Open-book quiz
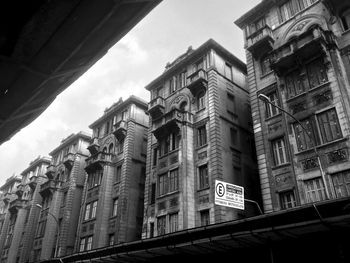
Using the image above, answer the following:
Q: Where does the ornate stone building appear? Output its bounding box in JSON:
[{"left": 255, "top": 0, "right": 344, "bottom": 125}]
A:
[
  {"left": 0, "top": 156, "right": 51, "bottom": 263},
  {"left": 142, "top": 39, "right": 261, "bottom": 238},
  {"left": 34, "top": 132, "right": 90, "bottom": 261},
  {"left": 76, "top": 96, "right": 148, "bottom": 251},
  {"left": 235, "top": 0, "right": 350, "bottom": 212}
]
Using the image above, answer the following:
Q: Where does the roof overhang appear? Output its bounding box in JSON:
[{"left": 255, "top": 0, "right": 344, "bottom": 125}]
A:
[{"left": 0, "top": 0, "right": 161, "bottom": 145}]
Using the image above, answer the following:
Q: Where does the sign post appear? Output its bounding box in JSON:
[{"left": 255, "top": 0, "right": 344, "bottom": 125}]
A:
[{"left": 215, "top": 180, "right": 244, "bottom": 210}]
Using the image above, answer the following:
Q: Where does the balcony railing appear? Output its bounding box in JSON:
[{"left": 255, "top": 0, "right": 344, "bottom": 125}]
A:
[
  {"left": 152, "top": 109, "right": 193, "bottom": 139},
  {"left": 246, "top": 25, "right": 274, "bottom": 57},
  {"left": 148, "top": 96, "right": 165, "bottom": 119},
  {"left": 45, "top": 164, "right": 57, "bottom": 179},
  {"left": 39, "top": 180, "right": 56, "bottom": 197},
  {"left": 186, "top": 69, "right": 208, "bottom": 96},
  {"left": 85, "top": 152, "right": 114, "bottom": 172},
  {"left": 113, "top": 120, "right": 127, "bottom": 142},
  {"left": 63, "top": 152, "right": 75, "bottom": 169},
  {"left": 87, "top": 137, "right": 100, "bottom": 155}
]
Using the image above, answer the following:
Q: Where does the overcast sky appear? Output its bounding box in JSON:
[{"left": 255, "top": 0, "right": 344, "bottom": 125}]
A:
[{"left": 0, "top": 0, "right": 260, "bottom": 186}]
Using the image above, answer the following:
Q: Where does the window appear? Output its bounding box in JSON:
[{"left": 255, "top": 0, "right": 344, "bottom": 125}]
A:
[
  {"left": 197, "top": 91, "right": 205, "bottom": 110},
  {"left": 170, "top": 132, "right": 180, "bottom": 151},
  {"left": 108, "top": 143, "right": 114, "bottom": 154},
  {"left": 264, "top": 91, "right": 280, "bottom": 118},
  {"left": 332, "top": 170, "right": 350, "bottom": 198},
  {"left": 85, "top": 201, "right": 97, "bottom": 220},
  {"left": 33, "top": 249, "right": 41, "bottom": 262},
  {"left": 260, "top": 55, "right": 272, "bottom": 75},
  {"left": 197, "top": 125, "right": 207, "bottom": 147},
  {"left": 271, "top": 138, "right": 288, "bottom": 166},
  {"left": 279, "top": 191, "right": 296, "bottom": 209},
  {"left": 317, "top": 108, "right": 342, "bottom": 143},
  {"left": 340, "top": 9, "right": 350, "bottom": 31},
  {"left": 200, "top": 210, "right": 210, "bottom": 226},
  {"left": 109, "top": 234, "right": 115, "bottom": 246},
  {"left": 84, "top": 203, "right": 91, "bottom": 221},
  {"left": 247, "top": 17, "right": 266, "bottom": 36},
  {"left": 91, "top": 201, "right": 97, "bottom": 219},
  {"left": 118, "top": 140, "right": 124, "bottom": 154},
  {"left": 79, "top": 238, "right": 86, "bottom": 252},
  {"left": 180, "top": 71, "right": 187, "bottom": 88},
  {"left": 306, "top": 58, "right": 328, "bottom": 89},
  {"left": 285, "top": 70, "right": 307, "bottom": 99},
  {"left": 230, "top": 128, "right": 238, "bottom": 146},
  {"left": 169, "top": 76, "right": 177, "bottom": 94},
  {"left": 157, "top": 216, "right": 166, "bottom": 235},
  {"left": 227, "top": 92, "right": 235, "bottom": 116},
  {"left": 87, "top": 169, "right": 103, "bottom": 188},
  {"left": 152, "top": 148, "right": 158, "bottom": 166},
  {"left": 116, "top": 165, "right": 122, "bottom": 183},
  {"left": 150, "top": 183, "right": 156, "bottom": 204},
  {"left": 121, "top": 109, "right": 128, "bottom": 121},
  {"left": 169, "top": 213, "right": 178, "bottom": 233},
  {"left": 304, "top": 178, "right": 327, "bottom": 203},
  {"left": 158, "top": 173, "right": 168, "bottom": 196},
  {"left": 112, "top": 199, "right": 118, "bottom": 217},
  {"left": 105, "top": 121, "right": 110, "bottom": 136},
  {"left": 36, "top": 220, "right": 46, "bottom": 237},
  {"left": 279, "top": 0, "right": 316, "bottom": 23},
  {"left": 198, "top": 164, "right": 209, "bottom": 189},
  {"left": 86, "top": 236, "right": 93, "bottom": 251},
  {"left": 169, "top": 169, "right": 179, "bottom": 192},
  {"left": 224, "top": 63, "right": 233, "bottom": 81},
  {"left": 293, "top": 119, "right": 316, "bottom": 151},
  {"left": 149, "top": 222, "right": 155, "bottom": 238}
]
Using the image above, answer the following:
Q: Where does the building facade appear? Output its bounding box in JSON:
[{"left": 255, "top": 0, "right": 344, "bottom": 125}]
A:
[
  {"left": 142, "top": 39, "right": 260, "bottom": 238},
  {"left": 34, "top": 132, "right": 90, "bottom": 261},
  {"left": 0, "top": 175, "right": 22, "bottom": 263},
  {"left": 235, "top": 0, "right": 350, "bottom": 212},
  {"left": 77, "top": 96, "right": 148, "bottom": 252}
]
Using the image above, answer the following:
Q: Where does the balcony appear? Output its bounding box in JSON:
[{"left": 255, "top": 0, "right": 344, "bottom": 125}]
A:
[
  {"left": 46, "top": 164, "right": 57, "bottom": 179},
  {"left": 148, "top": 97, "right": 165, "bottom": 119},
  {"left": 2, "top": 192, "right": 12, "bottom": 205},
  {"left": 8, "top": 199, "right": 27, "bottom": 213},
  {"left": 247, "top": 25, "right": 274, "bottom": 58},
  {"left": 39, "top": 180, "right": 56, "bottom": 197},
  {"left": 113, "top": 120, "right": 127, "bottom": 142},
  {"left": 85, "top": 152, "right": 114, "bottom": 172},
  {"left": 15, "top": 184, "right": 24, "bottom": 198},
  {"left": 186, "top": 69, "right": 207, "bottom": 96},
  {"left": 63, "top": 152, "right": 75, "bottom": 169},
  {"left": 28, "top": 176, "right": 37, "bottom": 190},
  {"left": 87, "top": 137, "right": 100, "bottom": 155},
  {"left": 270, "top": 28, "right": 335, "bottom": 75},
  {"left": 152, "top": 109, "right": 183, "bottom": 139}
]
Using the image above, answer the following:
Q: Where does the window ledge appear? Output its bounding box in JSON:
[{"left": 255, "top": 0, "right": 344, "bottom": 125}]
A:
[
  {"left": 294, "top": 137, "right": 348, "bottom": 156},
  {"left": 196, "top": 107, "right": 206, "bottom": 114},
  {"left": 265, "top": 112, "right": 282, "bottom": 122},
  {"left": 197, "top": 186, "right": 210, "bottom": 192},
  {"left": 157, "top": 190, "right": 180, "bottom": 199},
  {"left": 286, "top": 91, "right": 307, "bottom": 103},
  {"left": 308, "top": 81, "right": 331, "bottom": 93},
  {"left": 196, "top": 144, "right": 208, "bottom": 151},
  {"left": 260, "top": 70, "right": 274, "bottom": 79},
  {"left": 341, "top": 29, "right": 350, "bottom": 36},
  {"left": 271, "top": 162, "right": 291, "bottom": 170}
]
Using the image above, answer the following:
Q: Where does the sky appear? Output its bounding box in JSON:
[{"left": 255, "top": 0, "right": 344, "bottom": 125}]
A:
[{"left": 0, "top": 0, "right": 260, "bottom": 186}]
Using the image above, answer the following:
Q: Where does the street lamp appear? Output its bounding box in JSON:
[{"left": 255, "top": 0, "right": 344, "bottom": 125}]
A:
[
  {"left": 257, "top": 93, "right": 330, "bottom": 199},
  {"left": 35, "top": 204, "right": 61, "bottom": 258}
]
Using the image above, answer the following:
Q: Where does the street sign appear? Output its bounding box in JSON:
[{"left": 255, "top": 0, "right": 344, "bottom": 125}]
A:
[{"left": 215, "top": 180, "right": 244, "bottom": 210}]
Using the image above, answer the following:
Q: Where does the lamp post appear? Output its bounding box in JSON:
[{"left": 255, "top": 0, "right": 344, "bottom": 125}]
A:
[
  {"left": 35, "top": 204, "right": 60, "bottom": 258},
  {"left": 257, "top": 93, "right": 330, "bottom": 200}
]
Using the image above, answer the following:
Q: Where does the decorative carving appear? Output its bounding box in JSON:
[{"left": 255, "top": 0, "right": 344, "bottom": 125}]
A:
[
  {"left": 268, "top": 122, "right": 282, "bottom": 133},
  {"left": 313, "top": 90, "right": 332, "bottom": 105},
  {"left": 327, "top": 148, "right": 348, "bottom": 164},
  {"left": 158, "top": 201, "right": 166, "bottom": 210},
  {"left": 290, "top": 101, "right": 306, "bottom": 114},
  {"left": 275, "top": 174, "right": 291, "bottom": 185},
  {"left": 199, "top": 194, "right": 209, "bottom": 204},
  {"left": 159, "top": 160, "right": 167, "bottom": 169},
  {"left": 198, "top": 151, "right": 207, "bottom": 160},
  {"left": 301, "top": 157, "right": 319, "bottom": 171},
  {"left": 169, "top": 197, "right": 178, "bottom": 207},
  {"left": 292, "top": 20, "right": 310, "bottom": 32}
]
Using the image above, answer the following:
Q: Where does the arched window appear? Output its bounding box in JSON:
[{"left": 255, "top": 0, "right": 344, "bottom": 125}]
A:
[
  {"left": 102, "top": 147, "right": 107, "bottom": 153},
  {"left": 341, "top": 8, "right": 350, "bottom": 31},
  {"left": 108, "top": 143, "right": 114, "bottom": 154},
  {"left": 197, "top": 91, "right": 205, "bottom": 110},
  {"left": 179, "top": 101, "right": 187, "bottom": 112}
]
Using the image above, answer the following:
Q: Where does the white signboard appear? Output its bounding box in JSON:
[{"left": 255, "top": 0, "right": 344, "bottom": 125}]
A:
[{"left": 215, "top": 180, "right": 244, "bottom": 210}]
